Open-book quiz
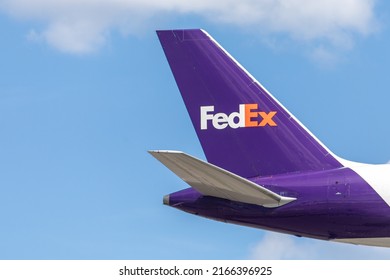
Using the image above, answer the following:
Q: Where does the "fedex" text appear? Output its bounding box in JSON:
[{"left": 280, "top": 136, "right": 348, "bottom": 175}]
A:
[{"left": 200, "top": 104, "right": 277, "bottom": 130}]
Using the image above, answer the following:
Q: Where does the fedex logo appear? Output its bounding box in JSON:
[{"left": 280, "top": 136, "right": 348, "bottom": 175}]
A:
[{"left": 200, "top": 104, "right": 277, "bottom": 130}]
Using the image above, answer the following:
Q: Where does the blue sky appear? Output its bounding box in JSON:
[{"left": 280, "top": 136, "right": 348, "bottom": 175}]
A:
[{"left": 1, "top": 0, "right": 390, "bottom": 259}]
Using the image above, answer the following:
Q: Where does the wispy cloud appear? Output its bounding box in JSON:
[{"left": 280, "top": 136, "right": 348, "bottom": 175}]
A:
[
  {"left": 250, "top": 232, "right": 390, "bottom": 260},
  {"left": 0, "top": 0, "right": 379, "bottom": 57}
]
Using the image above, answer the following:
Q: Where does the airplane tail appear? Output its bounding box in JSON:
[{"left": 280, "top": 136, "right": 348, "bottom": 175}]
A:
[{"left": 157, "top": 29, "right": 342, "bottom": 178}]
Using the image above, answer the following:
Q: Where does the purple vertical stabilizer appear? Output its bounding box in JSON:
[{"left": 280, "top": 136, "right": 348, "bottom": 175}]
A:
[{"left": 157, "top": 29, "right": 342, "bottom": 178}]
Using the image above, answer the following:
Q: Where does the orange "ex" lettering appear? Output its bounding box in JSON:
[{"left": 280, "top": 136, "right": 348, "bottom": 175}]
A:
[{"left": 245, "top": 104, "right": 277, "bottom": 127}]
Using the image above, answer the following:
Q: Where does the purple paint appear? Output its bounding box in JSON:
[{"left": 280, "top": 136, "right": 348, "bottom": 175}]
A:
[
  {"left": 154, "top": 29, "right": 390, "bottom": 244},
  {"left": 157, "top": 29, "right": 342, "bottom": 178}
]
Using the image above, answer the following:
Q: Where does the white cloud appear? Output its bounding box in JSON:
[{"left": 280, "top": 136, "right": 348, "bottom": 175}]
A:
[
  {"left": 249, "top": 232, "right": 314, "bottom": 259},
  {"left": 309, "top": 46, "right": 340, "bottom": 67},
  {"left": 250, "top": 232, "right": 390, "bottom": 259},
  {"left": 0, "top": 0, "right": 379, "bottom": 55}
]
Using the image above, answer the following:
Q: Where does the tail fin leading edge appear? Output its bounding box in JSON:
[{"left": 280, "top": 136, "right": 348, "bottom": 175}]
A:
[{"left": 157, "top": 29, "right": 342, "bottom": 178}]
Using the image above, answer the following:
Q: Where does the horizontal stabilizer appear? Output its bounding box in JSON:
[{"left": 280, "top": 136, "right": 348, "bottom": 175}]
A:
[{"left": 149, "top": 150, "right": 296, "bottom": 208}]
